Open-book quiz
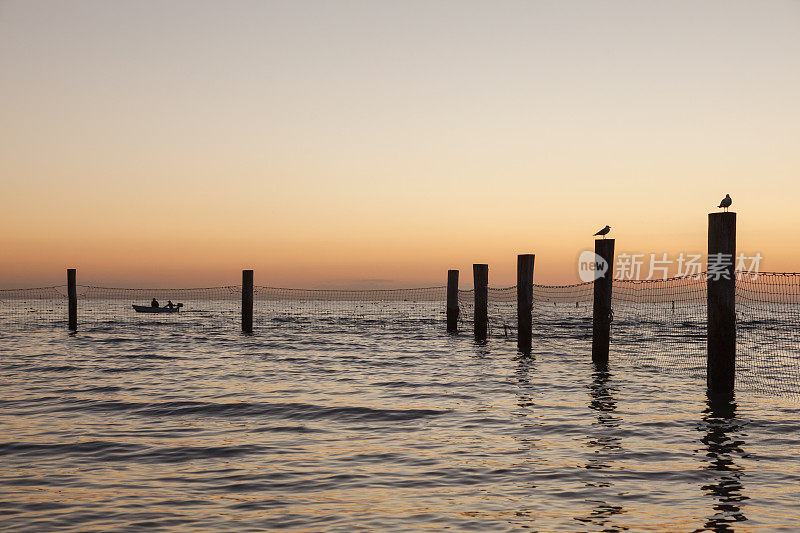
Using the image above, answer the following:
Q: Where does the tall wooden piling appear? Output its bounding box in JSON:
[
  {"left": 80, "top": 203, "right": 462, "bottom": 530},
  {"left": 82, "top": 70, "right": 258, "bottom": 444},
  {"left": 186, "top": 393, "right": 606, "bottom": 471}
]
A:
[
  {"left": 242, "top": 269, "right": 254, "bottom": 334},
  {"left": 517, "top": 254, "right": 535, "bottom": 354},
  {"left": 473, "top": 264, "right": 488, "bottom": 341},
  {"left": 67, "top": 268, "right": 77, "bottom": 331},
  {"left": 707, "top": 212, "right": 736, "bottom": 393},
  {"left": 592, "top": 239, "right": 615, "bottom": 365},
  {"left": 446, "top": 269, "right": 459, "bottom": 333}
]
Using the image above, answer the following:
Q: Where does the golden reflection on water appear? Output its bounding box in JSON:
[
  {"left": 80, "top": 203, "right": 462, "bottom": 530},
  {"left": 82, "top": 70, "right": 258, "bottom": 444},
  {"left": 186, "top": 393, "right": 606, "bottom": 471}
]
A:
[
  {"left": 697, "top": 392, "right": 748, "bottom": 531},
  {"left": 575, "top": 365, "right": 626, "bottom": 529},
  {"left": 2, "top": 327, "right": 800, "bottom": 531}
]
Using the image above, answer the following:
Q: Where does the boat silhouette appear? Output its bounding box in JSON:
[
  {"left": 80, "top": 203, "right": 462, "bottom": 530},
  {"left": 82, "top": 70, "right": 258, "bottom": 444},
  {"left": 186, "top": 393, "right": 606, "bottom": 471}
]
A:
[{"left": 132, "top": 303, "right": 183, "bottom": 314}]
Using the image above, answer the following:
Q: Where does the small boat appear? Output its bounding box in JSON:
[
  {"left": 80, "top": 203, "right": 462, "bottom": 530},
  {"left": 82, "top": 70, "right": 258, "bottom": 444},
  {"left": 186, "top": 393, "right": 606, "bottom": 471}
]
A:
[{"left": 132, "top": 303, "right": 183, "bottom": 313}]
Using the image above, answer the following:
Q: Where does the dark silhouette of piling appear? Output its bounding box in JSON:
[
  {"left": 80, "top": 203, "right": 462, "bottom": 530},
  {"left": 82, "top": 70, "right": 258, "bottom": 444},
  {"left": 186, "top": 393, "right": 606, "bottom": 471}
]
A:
[
  {"left": 446, "top": 269, "right": 459, "bottom": 333},
  {"left": 517, "top": 254, "right": 535, "bottom": 354},
  {"left": 242, "top": 269, "right": 254, "bottom": 334},
  {"left": 473, "top": 264, "right": 488, "bottom": 341},
  {"left": 707, "top": 212, "right": 736, "bottom": 393},
  {"left": 592, "top": 239, "right": 615, "bottom": 365},
  {"left": 67, "top": 268, "right": 77, "bottom": 331}
]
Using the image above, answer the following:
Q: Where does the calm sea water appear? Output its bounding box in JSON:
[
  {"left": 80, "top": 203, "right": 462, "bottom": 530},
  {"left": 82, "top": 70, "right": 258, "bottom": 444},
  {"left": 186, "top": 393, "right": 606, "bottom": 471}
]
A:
[{"left": 1, "top": 304, "right": 799, "bottom": 531}]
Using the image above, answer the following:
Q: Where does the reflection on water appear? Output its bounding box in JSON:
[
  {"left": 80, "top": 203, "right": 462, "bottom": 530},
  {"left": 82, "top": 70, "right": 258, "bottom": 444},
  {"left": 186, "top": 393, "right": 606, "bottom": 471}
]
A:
[
  {"left": 1, "top": 315, "right": 797, "bottom": 531},
  {"left": 697, "top": 393, "right": 749, "bottom": 531},
  {"left": 586, "top": 366, "right": 623, "bottom": 469},
  {"left": 514, "top": 355, "right": 537, "bottom": 411},
  {"left": 511, "top": 355, "right": 541, "bottom": 472},
  {"left": 575, "top": 365, "right": 627, "bottom": 530}
]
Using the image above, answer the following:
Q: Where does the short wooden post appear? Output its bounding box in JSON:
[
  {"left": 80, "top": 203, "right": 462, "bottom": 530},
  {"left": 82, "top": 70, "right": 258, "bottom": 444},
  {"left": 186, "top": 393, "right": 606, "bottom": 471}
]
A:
[
  {"left": 707, "top": 212, "right": 736, "bottom": 393},
  {"left": 242, "top": 269, "right": 254, "bottom": 334},
  {"left": 517, "top": 254, "right": 535, "bottom": 354},
  {"left": 446, "top": 269, "right": 459, "bottom": 333},
  {"left": 473, "top": 264, "right": 488, "bottom": 341},
  {"left": 67, "top": 268, "right": 77, "bottom": 331},
  {"left": 592, "top": 239, "right": 615, "bottom": 365}
]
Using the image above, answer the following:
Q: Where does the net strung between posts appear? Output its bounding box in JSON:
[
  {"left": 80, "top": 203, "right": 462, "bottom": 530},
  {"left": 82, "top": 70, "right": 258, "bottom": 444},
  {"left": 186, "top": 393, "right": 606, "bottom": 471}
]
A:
[
  {"left": 607, "top": 272, "right": 800, "bottom": 397},
  {"left": 454, "top": 273, "right": 799, "bottom": 397},
  {"left": 457, "top": 283, "right": 593, "bottom": 341},
  {"left": 1, "top": 274, "right": 798, "bottom": 397},
  {"left": 610, "top": 275, "right": 707, "bottom": 373},
  {"left": 0, "top": 286, "right": 68, "bottom": 329},
  {"left": 76, "top": 286, "right": 242, "bottom": 331},
  {"left": 254, "top": 286, "right": 446, "bottom": 329},
  {"left": 0, "top": 286, "right": 245, "bottom": 332},
  {"left": 736, "top": 273, "right": 800, "bottom": 396},
  {"left": 0, "top": 285, "right": 446, "bottom": 333}
]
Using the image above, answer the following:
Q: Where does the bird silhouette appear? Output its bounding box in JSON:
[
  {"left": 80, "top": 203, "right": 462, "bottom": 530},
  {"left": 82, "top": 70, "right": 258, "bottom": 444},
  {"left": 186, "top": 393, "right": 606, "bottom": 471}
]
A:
[
  {"left": 593, "top": 225, "right": 611, "bottom": 239},
  {"left": 718, "top": 194, "right": 732, "bottom": 212}
]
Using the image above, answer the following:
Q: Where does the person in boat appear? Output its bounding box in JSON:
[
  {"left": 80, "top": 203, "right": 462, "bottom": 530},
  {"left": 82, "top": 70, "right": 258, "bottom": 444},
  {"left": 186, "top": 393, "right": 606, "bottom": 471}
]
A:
[
  {"left": 166, "top": 300, "right": 174, "bottom": 309},
  {"left": 151, "top": 298, "right": 159, "bottom": 308}
]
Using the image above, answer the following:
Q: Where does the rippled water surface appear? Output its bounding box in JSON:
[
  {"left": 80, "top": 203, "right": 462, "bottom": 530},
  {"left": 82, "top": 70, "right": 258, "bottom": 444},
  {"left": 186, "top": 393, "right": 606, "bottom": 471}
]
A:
[{"left": 1, "top": 315, "right": 799, "bottom": 531}]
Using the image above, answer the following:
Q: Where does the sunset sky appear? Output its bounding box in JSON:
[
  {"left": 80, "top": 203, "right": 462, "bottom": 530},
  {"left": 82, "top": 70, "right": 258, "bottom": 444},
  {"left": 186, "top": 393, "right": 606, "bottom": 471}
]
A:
[{"left": 2, "top": 1, "right": 799, "bottom": 288}]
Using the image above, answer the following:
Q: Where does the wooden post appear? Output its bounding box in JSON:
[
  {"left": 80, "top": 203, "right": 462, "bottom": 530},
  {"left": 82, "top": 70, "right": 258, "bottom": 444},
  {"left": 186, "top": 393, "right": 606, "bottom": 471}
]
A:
[
  {"left": 67, "top": 268, "right": 77, "bottom": 331},
  {"left": 517, "top": 254, "right": 535, "bottom": 354},
  {"left": 242, "top": 269, "right": 254, "bottom": 334},
  {"left": 473, "top": 264, "right": 488, "bottom": 341},
  {"left": 592, "top": 239, "right": 615, "bottom": 365},
  {"left": 446, "top": 269, "right": 459, "bottom": 333},
  {"left": 707, "top": 212, "right": 736, "bottom": 393}
]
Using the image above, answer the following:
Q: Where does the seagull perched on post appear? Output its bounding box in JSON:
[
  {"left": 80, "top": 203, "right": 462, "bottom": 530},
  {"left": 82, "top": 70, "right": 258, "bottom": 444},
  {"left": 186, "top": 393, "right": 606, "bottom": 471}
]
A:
[
  {"left": 718, "top": 194, "right": 732, "bottom": 212},
  {"left": 593, "top": 225, "right": 611, "bottom": 239}
]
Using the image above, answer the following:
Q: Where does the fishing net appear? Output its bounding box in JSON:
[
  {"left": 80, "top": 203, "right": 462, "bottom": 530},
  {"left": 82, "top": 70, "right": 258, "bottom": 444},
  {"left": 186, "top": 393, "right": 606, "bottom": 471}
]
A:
[
  {"left": 456, "top": 283, "right": 593, "bottom": 342},
  {"left": 76, "top": 286, "right": 241, "bottom": 332},
  {"left": 0, "top": 286, "right": 240, "bottom": 333},
  {"left": 1, "top": 273, "right": 799, "bottom": 397},
  {"left": 254, "top": 286, "right": 446, "bottom": 331},
  {"left": 610, "top": 275, "right": 707, "bottom": 373},
  {"left": 736, "top": 273, "right": 800, "bottom": 396},
  {"left": 0, "top": 286, "right": 68, "bottom": 330},
  {"left": 0, "top": 285, "right": 446, "bottom": 333}
]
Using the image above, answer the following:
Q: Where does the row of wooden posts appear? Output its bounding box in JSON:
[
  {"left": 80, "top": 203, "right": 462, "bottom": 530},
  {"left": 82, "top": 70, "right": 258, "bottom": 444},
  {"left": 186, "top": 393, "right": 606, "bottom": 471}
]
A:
[
  {"left": 444, "top": 252, "right": 613, "bottom": 356},
  {"left": 64, "top": 212, "right": 737, "bottom": 393}
]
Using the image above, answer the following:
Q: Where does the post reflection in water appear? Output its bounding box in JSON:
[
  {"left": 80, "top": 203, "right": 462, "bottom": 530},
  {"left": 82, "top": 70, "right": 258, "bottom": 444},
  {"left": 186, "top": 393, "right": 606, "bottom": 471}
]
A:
[
  {"left": 509, "top": 355, "right": 542, "bottom": 525},
  {"left": 697, "top": 392, "right": 749, "bottom": 531},
  {"left": 575, "top": 364, "right": 626, "bottom": 530},
  {"left": 512, "top": 355, "right": 541, "bottom": 467},
  {"left": 514, "top": 355, "right": 537, "bottom": 412}
]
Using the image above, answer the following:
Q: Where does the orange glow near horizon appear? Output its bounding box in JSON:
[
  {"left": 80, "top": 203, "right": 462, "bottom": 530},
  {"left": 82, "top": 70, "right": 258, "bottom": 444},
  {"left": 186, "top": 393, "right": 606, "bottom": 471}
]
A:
[{"left": 2, "top": 2, "right": 799, "bottom": 289}]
